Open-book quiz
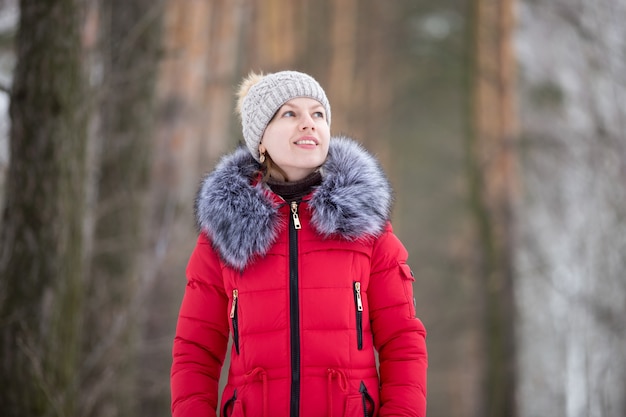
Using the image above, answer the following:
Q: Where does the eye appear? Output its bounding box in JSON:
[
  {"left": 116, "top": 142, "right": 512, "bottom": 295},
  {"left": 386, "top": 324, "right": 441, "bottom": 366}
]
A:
[
  {"left": 282, "top": 110, "right": 295, "bottom": 118},
  {"left": 313, "top": 111, "right": 324, "bottom": 119}
]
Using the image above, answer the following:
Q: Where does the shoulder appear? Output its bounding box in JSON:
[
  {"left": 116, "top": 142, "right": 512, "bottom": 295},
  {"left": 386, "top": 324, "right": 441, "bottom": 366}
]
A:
[{"left": 371, "top": 222, "right": 409, "bottom": 272}]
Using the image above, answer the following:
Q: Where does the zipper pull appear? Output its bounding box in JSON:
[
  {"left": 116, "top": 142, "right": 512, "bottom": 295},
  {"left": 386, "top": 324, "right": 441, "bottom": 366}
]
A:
[
  {"left": 291, "top": 201, "right": 302, "bottom": 230},
  {"left": 230, "top": 289, "right": 238, "bottom": 318},
  {"left": 355, "top": 282, "right": 363, "bottom": 311}
]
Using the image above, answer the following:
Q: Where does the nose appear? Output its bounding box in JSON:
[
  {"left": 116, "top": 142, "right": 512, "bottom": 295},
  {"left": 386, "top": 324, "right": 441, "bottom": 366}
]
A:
[{"left": 298, "top": 113, "right": 315, "bottom": 131}]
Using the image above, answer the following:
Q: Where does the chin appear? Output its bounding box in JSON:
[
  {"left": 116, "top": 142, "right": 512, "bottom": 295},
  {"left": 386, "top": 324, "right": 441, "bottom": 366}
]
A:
[{"left": 304, "top": 155, "right": 327, "bottom": 166}]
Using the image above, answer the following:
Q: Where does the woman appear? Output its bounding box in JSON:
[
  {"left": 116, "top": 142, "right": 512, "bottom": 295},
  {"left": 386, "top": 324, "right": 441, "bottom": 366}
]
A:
[{"left": 170, "top": 70, "right": 428, "bottom": 417}]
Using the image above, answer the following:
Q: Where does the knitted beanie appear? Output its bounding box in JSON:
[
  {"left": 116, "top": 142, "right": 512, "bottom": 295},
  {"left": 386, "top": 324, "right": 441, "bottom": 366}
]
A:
[{"left": 238, "top": 70, "right": 331, "bottom": 162}]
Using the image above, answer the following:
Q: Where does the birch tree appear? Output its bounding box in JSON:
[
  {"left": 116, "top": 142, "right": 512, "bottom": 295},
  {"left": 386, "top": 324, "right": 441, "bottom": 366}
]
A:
[{"left": 515, "top": 1, "right": 626, "bottom": 416}]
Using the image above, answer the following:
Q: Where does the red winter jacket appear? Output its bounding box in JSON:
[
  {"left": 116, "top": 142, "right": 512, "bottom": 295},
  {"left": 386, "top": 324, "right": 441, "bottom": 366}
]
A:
[{"left": 171, "top": 137, "right": 428, "bottom": 417}]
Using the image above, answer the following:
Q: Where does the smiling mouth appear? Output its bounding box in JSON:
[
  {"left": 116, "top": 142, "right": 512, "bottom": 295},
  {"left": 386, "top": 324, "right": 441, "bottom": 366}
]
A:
[
  {"left": 294, "top": 137, "right": 318, "bottom": 145},
  {"left": 295, "top": 139, "right": 317, "bottom": 145}
]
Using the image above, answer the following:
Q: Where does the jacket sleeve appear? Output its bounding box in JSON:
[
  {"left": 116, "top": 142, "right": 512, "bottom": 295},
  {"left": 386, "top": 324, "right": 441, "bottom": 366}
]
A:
[
  {"left": 171, "top": 233, "right": 229, "bottom": 417},
  {"left": 368, "top": 223, "right": 428, "bottom": 417}
]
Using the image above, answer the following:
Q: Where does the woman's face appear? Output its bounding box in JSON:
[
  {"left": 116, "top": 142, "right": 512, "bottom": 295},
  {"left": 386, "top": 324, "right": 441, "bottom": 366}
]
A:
[{"left": 261, "top": 97, "right": 330, "bottom": 181}]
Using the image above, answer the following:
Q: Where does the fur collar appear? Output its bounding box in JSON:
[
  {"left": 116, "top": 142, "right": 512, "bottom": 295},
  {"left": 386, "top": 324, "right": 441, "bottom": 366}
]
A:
[{"left": 195, "top": 136, "right": 392, "bottom": 269}]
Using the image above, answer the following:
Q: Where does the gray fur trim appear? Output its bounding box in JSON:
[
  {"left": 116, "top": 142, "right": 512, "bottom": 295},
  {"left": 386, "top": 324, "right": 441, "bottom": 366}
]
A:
[
  {"left": 194, "top": 148, "right": 284, "bottom": 270},
  {"left": 195, "top": 136, "right": 392, "bottom": 269},
  {"left": 309, "top": 136, "right": 392, "bottom": 239}
]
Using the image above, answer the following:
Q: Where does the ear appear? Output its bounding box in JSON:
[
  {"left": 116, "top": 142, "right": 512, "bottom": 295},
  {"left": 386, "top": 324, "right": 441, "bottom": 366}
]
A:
[{"left": 259, "top": 143, "right": 266, "bottom": 154}]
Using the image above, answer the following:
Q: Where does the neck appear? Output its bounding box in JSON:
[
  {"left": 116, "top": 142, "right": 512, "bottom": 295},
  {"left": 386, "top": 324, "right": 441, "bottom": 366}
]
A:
[{"left": 266, "top": 170, "right": 322, "bottom": 201}]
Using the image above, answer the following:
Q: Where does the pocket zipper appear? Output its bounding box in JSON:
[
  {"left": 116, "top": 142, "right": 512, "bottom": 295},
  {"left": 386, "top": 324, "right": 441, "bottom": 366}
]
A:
[
  {"left": 230, "top": 289, "right": 240, "bottom": 354},
  {"left": 360, "top": 381, "right": 375, "bottom": 417},
  {"left": 353, "top": 281, "right": 363, "bottom": 350},
  {"left": 222, "top": 389, "right": 237, "bottom": 417}
]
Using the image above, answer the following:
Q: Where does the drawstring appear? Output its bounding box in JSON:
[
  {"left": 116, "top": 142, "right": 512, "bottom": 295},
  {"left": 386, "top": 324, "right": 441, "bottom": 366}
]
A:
[
  {"left": 326, "top": 368, "right": 348, "bottom": 417},
  {"left": 245, "top": 367, "right": 269, "bottom": 417}
]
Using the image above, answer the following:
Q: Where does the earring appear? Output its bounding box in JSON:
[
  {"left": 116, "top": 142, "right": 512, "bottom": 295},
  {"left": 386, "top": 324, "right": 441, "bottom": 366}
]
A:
[{"left": 259, "top": 151, "right": 266, "bottom": 163}]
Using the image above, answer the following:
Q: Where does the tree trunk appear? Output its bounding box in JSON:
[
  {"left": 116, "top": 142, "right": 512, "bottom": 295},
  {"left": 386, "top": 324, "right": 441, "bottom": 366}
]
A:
[
  {"left": 79, "top": 1, "right": 164, "bottom": 416},
  {"left": 468, "top": 0, "right": 518, "bottom": 415},
  {"left": 327, "top": 0, "right": 358, "bottom": 132},
  {"left": 515, "top": 1, "right": 626, "bottom": 416},
  {"left": 137, "top": 0, "right": 245, "bottom": 412},
  {"left": 0, "top": 0, "right": 88, "bottom": 415}
]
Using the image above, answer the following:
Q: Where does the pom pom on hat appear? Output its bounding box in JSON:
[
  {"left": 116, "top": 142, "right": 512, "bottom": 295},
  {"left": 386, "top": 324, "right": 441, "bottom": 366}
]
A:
[{"left": 236, "top": 70, "right": 331, "bottom": 162}]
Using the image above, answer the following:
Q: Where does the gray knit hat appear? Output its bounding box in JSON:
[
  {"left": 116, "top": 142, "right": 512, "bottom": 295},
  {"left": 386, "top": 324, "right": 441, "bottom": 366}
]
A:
[{"left": 238, "top": 70, "right": 331, "bottom": 162}]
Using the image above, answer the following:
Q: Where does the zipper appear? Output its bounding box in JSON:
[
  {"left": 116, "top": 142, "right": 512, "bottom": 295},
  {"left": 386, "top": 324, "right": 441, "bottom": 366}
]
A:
[
  {"left": 289, "top": 201, "right": 301, "bottom": 417},
  {"left": 230, "top": 289, "right": 239, "bottom": 354},
  {"left": 222, "top": 389, "right": 237, "bottom": 417},
  {"left": 353, "top": 281, "right": 363, "bottom": 350},
  {"left": 359, "top": 381, "right": 375, "bottom": 417},
  {"left": 291, "top": 201, "right": 302, "bottom": 229}
]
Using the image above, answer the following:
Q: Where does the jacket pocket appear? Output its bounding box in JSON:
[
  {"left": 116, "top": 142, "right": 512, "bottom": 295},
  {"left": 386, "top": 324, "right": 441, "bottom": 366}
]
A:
[
  {"left": 360, "top": 381, "right": 376, "bottom": 417},
  {"left": 230, "top": 289, "right": 240, "bottom": 354},
  {"left": 399, "top": 262, "right": 416, "bottom": 318},
  {"left": 353, "top": 281, "right": 363, "bottom": 350},
  {"left": 222, "top": 389, "right": 245, "bottom": 417},
  {"left": 344, "top": 381, "right": 376, "bottom": 417}
]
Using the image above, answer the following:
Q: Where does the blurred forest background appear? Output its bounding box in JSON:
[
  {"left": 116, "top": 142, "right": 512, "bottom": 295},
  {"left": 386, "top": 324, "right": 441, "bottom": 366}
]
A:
[{"left": 0, "top": 0, "right": 624, "bottom": 416}]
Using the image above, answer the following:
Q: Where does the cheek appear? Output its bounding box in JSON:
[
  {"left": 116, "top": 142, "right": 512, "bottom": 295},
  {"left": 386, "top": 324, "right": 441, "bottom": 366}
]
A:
[
  {"left": 260, "top": 128, "right": 283, "bottom": 152},
  {"left": 321, "top": 146, "right": 330, "bottom": 160},
  {"left": 317, "top": 141, "right": 330, "bottom": 161},
  {"left": 319, "top": 124, "right": 331, "bottom": 141},
  {"left": 320, "top": 129, "right": 331, "bottom": 149}
]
